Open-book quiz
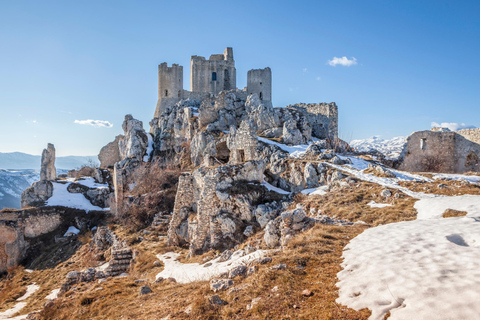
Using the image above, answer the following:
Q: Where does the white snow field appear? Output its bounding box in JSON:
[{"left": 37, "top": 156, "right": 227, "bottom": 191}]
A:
[
  {"left": 330, "top": 152, "right": 480, "bottom": 319},
  {"left": 337, "top": 216, "right": 480, "bottom": 320},
  {"left": 74, "top": 177, "right": 109, "bottom": 189},
  {"left": 156, "top": 249, "right": 268, "bottom": 284},
  {"left": 46, "top": 181, "right": 108, "bottom": 212}
]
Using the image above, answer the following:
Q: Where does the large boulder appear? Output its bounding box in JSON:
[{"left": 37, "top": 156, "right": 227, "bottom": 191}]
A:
[
  {"left": 40, "top": 143, "right": 56, "bottom": 181},
  {"left": 98, "top": 135, "right": 123, "bottom": 168},
  {"left": 21, "top": 180, "right": 53, "bottom": 208},
  {"left": 118, "top": 115, "right": 149, "bottom": 161}
]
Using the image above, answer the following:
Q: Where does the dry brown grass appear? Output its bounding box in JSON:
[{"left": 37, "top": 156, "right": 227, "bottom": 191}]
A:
[
  {"left": 442, "top": 209, "right": 468, "bottom": 218},
  {"left": 302, "top": 182, "right": 417, "bottom": 226},
  {"left": 33, "top": 224, "right": 371, "bottom": 320},
  {"left": 399, "top": 179, "right": 480, "bottom": 196}
]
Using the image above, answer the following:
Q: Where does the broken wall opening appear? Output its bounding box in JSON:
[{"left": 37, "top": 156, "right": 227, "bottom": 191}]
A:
[{"left": 216, "top": 141, "right": 230, "bottom": 163}]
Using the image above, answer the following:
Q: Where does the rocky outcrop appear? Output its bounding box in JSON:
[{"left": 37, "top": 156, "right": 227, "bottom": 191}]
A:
[
  {"left": 21, "top": 180, "right": 53, "bottom": 208},
  {"left": 40, "top": 143, "right": 56, "bottom": 181},
  {"left": 264, "top": 206, "right": 313, "bottom": 248},
  {"left": 167, "top": 160, "right": 287, "bottom": 255},
  {"left": 118, "top": 115, "right": 149, "bottom": 161},
  {"left": 98, "top": 135, "right": 123, "bottom": 168},
  {"left": 21, "top": 143, "right": 56, "bottom": 208}
]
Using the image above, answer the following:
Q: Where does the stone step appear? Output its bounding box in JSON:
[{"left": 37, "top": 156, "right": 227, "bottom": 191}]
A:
[{"left": 110, "top": 259, "right": 132, "bottom": 266}]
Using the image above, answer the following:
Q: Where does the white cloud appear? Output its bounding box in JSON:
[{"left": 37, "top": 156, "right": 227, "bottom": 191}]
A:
[
  {"left": 316, "top": 76, "right": 321, "bottom": 81},
  {"left": 431, "top": 122, "right": 476, "bottom": 132},
  {"left": 74, "top": 119, "right": 113, "bottom": 128},
  {"left": 303, "top": 68, "right": 308, "bottom": 72},
  {"left": 328, "top": 56, "right": 358, "bottom": 67}
]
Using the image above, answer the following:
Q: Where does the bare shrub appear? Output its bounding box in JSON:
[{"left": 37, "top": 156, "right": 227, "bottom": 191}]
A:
[
  {"left": 420, "top": 154, "right": 446, "bottom": 172},
  {"left": 119, "top": 161, "right": 180, "bottom": 231}
]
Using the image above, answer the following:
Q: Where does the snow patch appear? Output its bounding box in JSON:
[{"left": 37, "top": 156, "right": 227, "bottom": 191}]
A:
[
  {"left": 75, "top": 177, "right": 108, "bottom": 189},
  {"left": 64, "top": 226, "right": 80, "bottom": 236},
  {"left": 301, "top": 186, "right": 329, "bottom": 196},
  {"left": 414, "top": 194, "right": 480, "bottom": 220},
  {"left": 143, "top": 133, "right": 154, "bottom": 162},
  {"left": 156, "top": 249, "right": 268, "bottom": 284},
  {"left": 367, "top": 201, "right": 392, "bottom": 208},
  {"left": 257, "top": 137, "right": 309, "bottom": 158},
  {"left": 261, "top": 181, "right": 290, "bottom": 195},
  {"left": 337, "top": 217, "right": 480, "bottom": 320},
  {"left": 45, "top": 288, "right": 60, "bottom": 300},
  {"left": 16, "top": 284, "right": 39, "bottom": 301},
  {"left": 46, "top": 182, "right": 107, "bottom": 212}
]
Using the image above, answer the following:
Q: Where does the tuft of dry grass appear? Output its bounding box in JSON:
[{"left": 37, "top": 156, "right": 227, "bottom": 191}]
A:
[{"left": 442, "top": 209, "right": 468, "bottom": 218}]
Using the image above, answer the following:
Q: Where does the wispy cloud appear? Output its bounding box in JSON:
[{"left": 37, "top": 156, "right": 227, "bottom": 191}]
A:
[
  {"left": 302, "top": 68, "right": 308, "bottom": 72},
  {"left": 74, "top": 119, "right": 113, "bottom": 128},
  {"left": 316, "top": 76, "right": 321, "bottom": 81},
  {"left": 431, "top": 122, "right": 476, "bottom": 131},
  {"left": 328, "top": 56, "right": 358, "bottom": 67}
]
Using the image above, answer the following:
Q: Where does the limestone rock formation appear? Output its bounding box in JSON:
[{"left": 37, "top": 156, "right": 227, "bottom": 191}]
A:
[
  {"left": 118, "top": 115, "right": 149, "bottom": 161},
  {"left": 167, "top": 160, "right": 288, "bottom": 255},
  {"left": 21, "top": 180, "right": 53, "bottom": 208},
  {"left": 40, "top": 143, "right": 56, "bottom": 181},
  {"left": 98, "top": 135, "right": 123, "bottom": 168}
]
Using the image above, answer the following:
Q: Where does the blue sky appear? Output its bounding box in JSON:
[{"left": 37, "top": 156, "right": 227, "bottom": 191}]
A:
[{"left": 1, "top": 0, "right": 479, "bottom": 156}]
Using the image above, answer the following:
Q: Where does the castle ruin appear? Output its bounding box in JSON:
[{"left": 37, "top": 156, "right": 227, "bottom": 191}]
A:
[{"left": 154, "top": 47, "right": 272, "bottom": 117}]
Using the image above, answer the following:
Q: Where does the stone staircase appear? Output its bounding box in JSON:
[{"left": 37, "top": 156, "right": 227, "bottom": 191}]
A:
[{"left": 105, "top": 247, "right": 133, "bottom": 277}]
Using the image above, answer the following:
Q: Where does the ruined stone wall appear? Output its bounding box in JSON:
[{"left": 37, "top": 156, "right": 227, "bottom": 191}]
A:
[
  {"left": 247, "top": 67, "right": 272, "bottom": 105},
  {"left": 399, "top": 131, "right": 458, "bottom": 173},
  {"left": 0, "top": 208, "right": 65, "bottom": 273},
  {"left": 182, "top": 90, "right": 210, "bottom": 102},
  {"left": 398, "top": 130, "right": 480, "bottom": 173},
  {"left": 287, "top": 103, "right": 338, "bottom": 140},
  {"left": 190, "top": 47, "right": 236, "bottom": 95},
  {"left": 155, "top": 63, "right": 184, "bottom": 118}
]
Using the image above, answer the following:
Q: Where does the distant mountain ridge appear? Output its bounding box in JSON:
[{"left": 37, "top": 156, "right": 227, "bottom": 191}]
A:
[
  {"left": 349, "top": 136, "right": 406, "bottom": 159},
  {"left": 0, "top": 152, "right": 99, "bottom": 170}
]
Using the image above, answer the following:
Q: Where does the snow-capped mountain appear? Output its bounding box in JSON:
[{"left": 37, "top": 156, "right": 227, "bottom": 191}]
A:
[
  {"left": 349, "top": 136, "right": 406, "bottom": 159},
  {"left": 0, "top": 152, "right": 99, "bottom": 210},
  {"left": 0, "top": 169, "right": 40, "bottom": 209}
]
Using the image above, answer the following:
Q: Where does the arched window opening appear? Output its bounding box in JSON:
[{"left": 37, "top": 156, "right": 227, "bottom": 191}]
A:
[
  {"left": 259, "top": 92, "right": 263, "bottom": 100},
  {"left": 212, "top": 72, "right": 217, "bottom": 81},
  {"left": 165, "top": 89, "right": 168, "bottom": 97}
]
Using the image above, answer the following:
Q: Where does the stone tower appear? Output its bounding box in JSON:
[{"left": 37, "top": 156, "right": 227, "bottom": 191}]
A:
[
  {"left": 247, "top": 67, "right": 272, "bottom": 106},
  {"left": 154, "top": 63, "right": 183, "bottom": 118},
  {"left": 190, "top": 47, "right": 236, "bottom": 95}
]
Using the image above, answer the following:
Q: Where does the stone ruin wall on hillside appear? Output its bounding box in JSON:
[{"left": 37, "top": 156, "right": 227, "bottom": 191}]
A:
[{"left": 399, "top": 129, "right": 480, "bottom": 173}]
